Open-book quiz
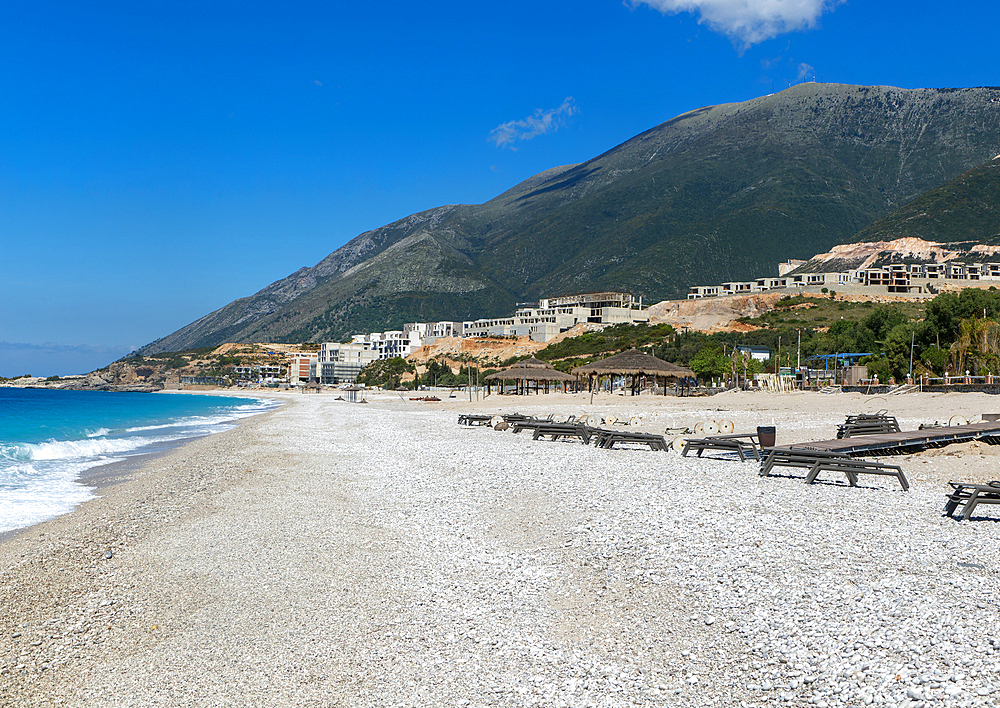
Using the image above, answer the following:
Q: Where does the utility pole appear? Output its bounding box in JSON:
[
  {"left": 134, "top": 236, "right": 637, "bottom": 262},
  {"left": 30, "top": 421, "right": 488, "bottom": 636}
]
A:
[
  {"left": 797, "top": 328, "right": 801, "bottom": 389},
  {"left": 909, "top": 331, "right": 915, "bottom": 380}
]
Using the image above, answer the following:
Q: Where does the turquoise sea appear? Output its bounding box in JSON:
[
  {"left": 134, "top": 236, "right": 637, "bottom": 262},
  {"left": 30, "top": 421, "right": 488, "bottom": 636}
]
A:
[{"left": 0, "top": 389, "right": 278, "bottom": 534}]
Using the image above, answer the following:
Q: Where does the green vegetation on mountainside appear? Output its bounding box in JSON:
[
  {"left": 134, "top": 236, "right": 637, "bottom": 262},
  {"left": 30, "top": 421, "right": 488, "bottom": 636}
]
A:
[
  {"left": 537, "top": 323, "right": 678, "bottom": 363},
  {"left": 851, "top": 159, "right": 1000, "bottom": 246},
  {"left": 356, "top": 356, "right": 479, "bottom": 390},
  {"left": 526, "top": 289, "right": 1000, "bottom": 383},
  {"left": 739, "top": 295, "right": 925, "bottom": 329},
  {"left": 138, "top": 84, "right": 1000, "bottom": 354},
  {"left": 355, "top": 357, "right": 415, "bottom": 390}
]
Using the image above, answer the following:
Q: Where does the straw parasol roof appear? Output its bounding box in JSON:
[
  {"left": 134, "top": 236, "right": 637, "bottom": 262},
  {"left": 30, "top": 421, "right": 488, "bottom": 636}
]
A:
[
  {"left": 485, "top": 357, "right": 576, "bottom": 382},
  {"left": 515, "top": 357, "right": 552, "bottom": 369},
  {"left": 571, "top": 348, "right": 694, "bottom": 378}
]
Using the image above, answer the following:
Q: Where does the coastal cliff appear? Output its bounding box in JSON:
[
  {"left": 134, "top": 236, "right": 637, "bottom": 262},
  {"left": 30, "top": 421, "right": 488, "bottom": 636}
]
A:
[{"left": 1, "top": 360, "right": 168, "bottom": 392}]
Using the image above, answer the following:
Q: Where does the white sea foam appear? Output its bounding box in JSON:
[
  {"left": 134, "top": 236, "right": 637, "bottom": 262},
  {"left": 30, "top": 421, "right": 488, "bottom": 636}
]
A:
[
  {"left": 0, "top": 459, "right": 98, "bottom": 533},
  {"left": 0, "top": 394, "right": 279, "bottom": 535},
  {"left": 28, "top": 435, "right": 176, "bottom": 462},
  {"left": 122, "top": 399, "right": 275, "bottom": 434}
]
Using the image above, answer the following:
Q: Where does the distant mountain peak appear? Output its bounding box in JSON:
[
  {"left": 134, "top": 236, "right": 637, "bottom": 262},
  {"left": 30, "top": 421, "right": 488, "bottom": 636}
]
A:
[{"left": 137, "top": 83, "right": 1000, "bottom": 355}]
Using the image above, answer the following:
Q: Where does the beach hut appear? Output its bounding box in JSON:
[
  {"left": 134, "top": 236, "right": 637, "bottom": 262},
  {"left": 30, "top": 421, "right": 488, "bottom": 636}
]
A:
[
  {"left": 572, "top": 348, "right": 694, "bottom": 397},
  {"left": 342, "top": 385, "right": 366, "bottom": 403},
  {"left": 484, "top": 357, "right": 576, "bottom": 395}
]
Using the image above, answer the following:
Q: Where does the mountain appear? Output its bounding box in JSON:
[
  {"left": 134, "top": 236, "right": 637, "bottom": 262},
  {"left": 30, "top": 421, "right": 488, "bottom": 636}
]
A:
[
  {"left": 850, "top": 156, "right": 1000, "bottom": 247},
  {"left": 138, "top": 83, "right": 1000, "bottom": 354},
  {"left": 790, "top": 157, "right": 1000, "bottom": 273}
]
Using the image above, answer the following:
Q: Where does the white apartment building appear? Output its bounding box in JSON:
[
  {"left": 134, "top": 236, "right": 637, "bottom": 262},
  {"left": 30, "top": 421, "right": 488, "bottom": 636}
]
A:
[
  {"left": 462, "top": 317, "right": 518, "bottom": 338},
  {"left": 736, "top": 345, "right": 772, "bottom": 361},
  {"left": 754, "top": 277, "right": 788, "bottom": 291},
  {"left": 352, "top": 330, "right": 423, "bottom": 360},
  {"left": 403, "top": 321, "right": 464, "bottom": 344},
  {"left": 689, "top": 259, "right": 1000, "bottom": 300},
  {"left": 537, "top": 292, "right": 644, "bottom": 310},
  {"left": 688, "top": 285, "right": 721, "bottom": 299},
  {"left": 233, "top": 364, "right": 285, "bottom": 382},
  {"left": 314, "top": 342, "right": 379, "bottom": 384},
  {"left": 463, "top": 292, "right": 649, "bottom": 342},
  {"left": 721, "top": 281, "right": 755, "bottom": 295}
]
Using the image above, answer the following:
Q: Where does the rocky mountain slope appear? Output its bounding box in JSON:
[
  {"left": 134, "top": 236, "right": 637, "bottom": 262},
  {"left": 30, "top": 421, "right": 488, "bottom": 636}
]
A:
[
  {"left": 138, "top": 83, "right": 1000, "bottom": 354},
  {"left": 850, "top": 156, "right": 1000, "bottom": 247},
  {"left": 791, "top": 157, "right": 1000, "bottom": 273}
]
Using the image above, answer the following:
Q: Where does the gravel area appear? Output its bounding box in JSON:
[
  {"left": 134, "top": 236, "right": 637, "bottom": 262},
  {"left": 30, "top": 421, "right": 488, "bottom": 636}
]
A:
[{"left": 1, "top": 390, "right": 998, "bottom": 707}]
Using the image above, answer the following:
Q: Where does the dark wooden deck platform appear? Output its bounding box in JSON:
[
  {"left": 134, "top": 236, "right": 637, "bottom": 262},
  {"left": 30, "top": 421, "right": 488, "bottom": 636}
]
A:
[{"left": 781, "top": 421, "right": 1000, "bottom": 457}]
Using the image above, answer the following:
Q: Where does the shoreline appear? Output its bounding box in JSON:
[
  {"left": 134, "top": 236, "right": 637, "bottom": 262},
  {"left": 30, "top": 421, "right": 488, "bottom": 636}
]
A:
[
  {"left": 0, "top": 390, "right": 285, "bottom": 547},
  {"left": 2, "top": 390, "right": 997, "bottom": 706},
  {"left": 0, "top": 447, "right": 181, "bottom": 549}
]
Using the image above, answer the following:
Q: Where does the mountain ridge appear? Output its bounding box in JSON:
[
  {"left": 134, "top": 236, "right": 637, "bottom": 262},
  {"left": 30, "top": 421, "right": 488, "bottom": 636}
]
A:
[
  {"left": 137, "top": 83, "right": 1000, "bottom": 355},
  {"left": 788, "top": 157, "right": 1000, "bottom": 274}
]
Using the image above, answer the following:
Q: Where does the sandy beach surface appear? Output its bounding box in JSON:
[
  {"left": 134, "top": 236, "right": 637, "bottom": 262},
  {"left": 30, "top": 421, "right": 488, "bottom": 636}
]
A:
[{"left": 1, "top": 389, "right": 998, "bottom": 707}]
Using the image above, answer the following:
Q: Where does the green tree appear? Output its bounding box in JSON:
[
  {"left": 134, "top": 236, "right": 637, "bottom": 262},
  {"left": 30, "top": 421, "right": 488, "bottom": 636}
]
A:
[
  {"left": 421, "top": 359, "right": 454, "bottom": 386},
  {"left": 861, "top": 306, "right": 907, "bottom": 340},
  {"left": 949, "top": 317, "right": 1000, "bottom": 375},
  {"left": 926, "top": 289, "right": 1000, "bottom": 344},
  {"left": 733, "top": 352, "right": 765, "bottom": 384},
  {"left": 688, "top": 344, "right": 729, "bottom": 381},
  {"left": 860, "top": 355, "right": 892, "bottom": 381},
  {"left": 921, "top": 346, "right": 948, "bottom": 375},
  {"left": 356, "top": 357, "right": 415, "bottom": 389},
  {"left": 878, "top": 322, "right": 919, "bottom": 380}
]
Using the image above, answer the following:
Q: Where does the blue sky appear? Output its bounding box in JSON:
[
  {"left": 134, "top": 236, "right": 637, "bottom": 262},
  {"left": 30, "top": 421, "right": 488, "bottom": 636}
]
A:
[{"left": 3, "top": 0, "right": 999, "bottom": 376}]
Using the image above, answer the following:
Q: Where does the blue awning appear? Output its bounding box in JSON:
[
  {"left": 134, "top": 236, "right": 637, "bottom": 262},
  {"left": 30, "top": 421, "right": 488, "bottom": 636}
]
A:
[{"left": 805, "top": 353, "right": 874, "bottom": 362}]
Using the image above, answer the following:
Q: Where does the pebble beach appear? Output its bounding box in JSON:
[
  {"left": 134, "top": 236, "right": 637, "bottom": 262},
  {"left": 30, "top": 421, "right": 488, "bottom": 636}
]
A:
[{"left": 1, "top": 389, "right": 998, "bottom": 707}]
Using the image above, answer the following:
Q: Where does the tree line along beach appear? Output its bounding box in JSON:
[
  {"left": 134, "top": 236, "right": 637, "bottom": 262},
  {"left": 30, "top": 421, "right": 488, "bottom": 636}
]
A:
[{"left": 1, "top": 387, "right": 998, "bottom": 707}]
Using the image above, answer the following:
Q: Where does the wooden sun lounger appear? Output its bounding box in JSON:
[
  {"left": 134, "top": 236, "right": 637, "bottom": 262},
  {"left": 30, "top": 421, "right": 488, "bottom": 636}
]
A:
[
  {"left": 944, "top": 481, "right": 1000, "bottom": 520},
  {"left": 509, "top": 419, "right": 545, "bottom": 434},
  {"left": 804, "top": 456, "right": 908, "bottom": 491},
  {"left": 530, "top": 422, "right": 594, "bottom": 444},
  {"left": 591, "top": 429, "right": 668, "bottom": 451},
  {"left": 836, "top": 413, "right": 901, "bottom": 439},
  {"left": 503, "top": 413, "right": 535, "bottom": 424},
  {"left": 759, "top": 448, "right": 850, "bottom": 477},
  {"left": 681, "top": 433, "right": 760, "bottom": 461},
  {"left": 457, "top": 414, "right": 493, "bottom": 426},
  {"left": 759, "top": 447, "right": 908, "bottom": 490}
]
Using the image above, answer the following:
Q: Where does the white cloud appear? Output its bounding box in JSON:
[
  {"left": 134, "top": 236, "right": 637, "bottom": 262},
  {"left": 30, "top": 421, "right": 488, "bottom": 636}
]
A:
[
  {"left": 797, "top": 62, "right": 815, "bottom": 81},
  {"left": 489, "top": 97, "right": 578, "bottom": 149},
  {"left": 634, "top": 0, "right": 842, "bottom": 48}
]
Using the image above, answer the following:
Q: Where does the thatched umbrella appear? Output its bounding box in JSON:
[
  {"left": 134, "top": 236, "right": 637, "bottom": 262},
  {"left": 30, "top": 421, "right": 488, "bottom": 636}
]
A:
[
  {"left": 342, "top": 384, "right": 366, "bottom": 403},
  {"left": 572, "top": 348, "right": 694, "bottom": 398},
  {"left": 484, "top": 357, "right": 575, "bottom": 395}
]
